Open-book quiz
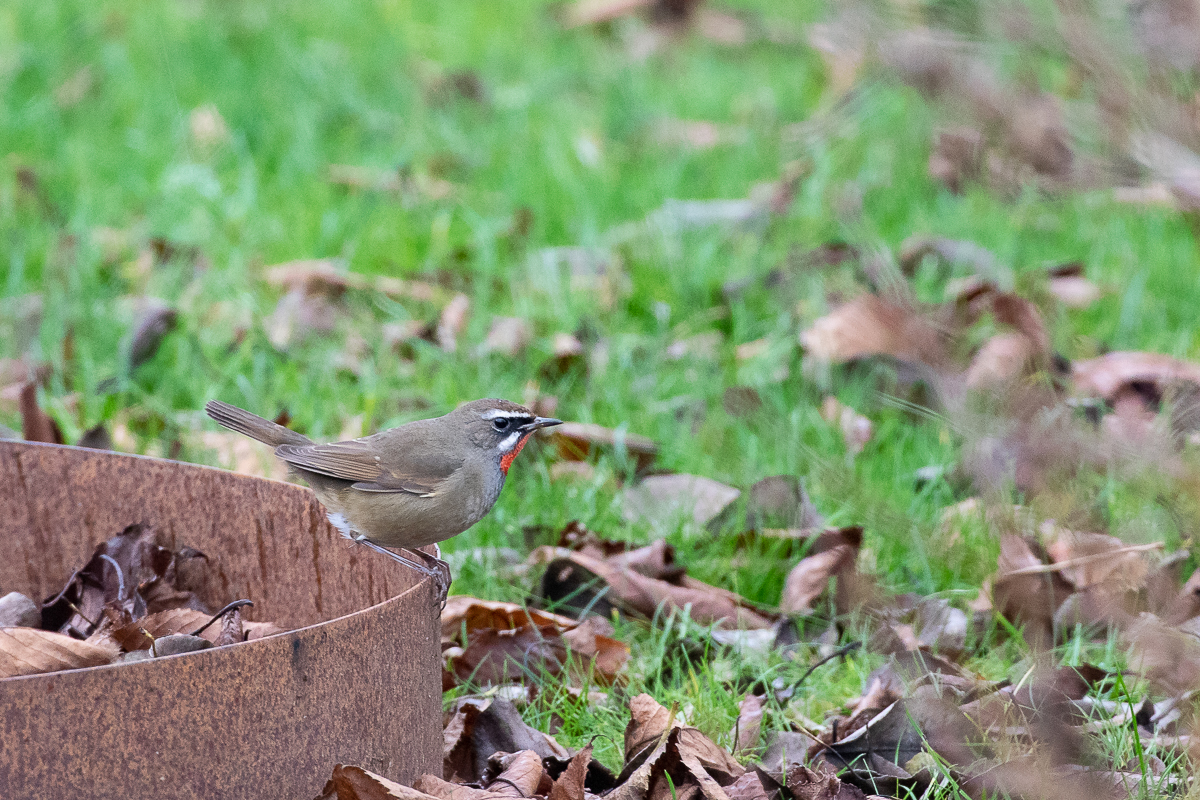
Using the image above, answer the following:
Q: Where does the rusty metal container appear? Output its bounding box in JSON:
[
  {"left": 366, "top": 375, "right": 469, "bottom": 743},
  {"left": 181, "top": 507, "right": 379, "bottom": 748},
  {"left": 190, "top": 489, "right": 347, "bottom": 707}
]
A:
[{"left": 0, "top": 440, "right": 442, "bottom": 798}]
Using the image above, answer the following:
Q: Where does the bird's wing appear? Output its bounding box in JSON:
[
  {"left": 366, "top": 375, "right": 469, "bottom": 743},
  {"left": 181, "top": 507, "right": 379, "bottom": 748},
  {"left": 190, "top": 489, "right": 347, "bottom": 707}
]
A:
[{"left": 275, "top": 431, "right": 460, "bottom": 496}]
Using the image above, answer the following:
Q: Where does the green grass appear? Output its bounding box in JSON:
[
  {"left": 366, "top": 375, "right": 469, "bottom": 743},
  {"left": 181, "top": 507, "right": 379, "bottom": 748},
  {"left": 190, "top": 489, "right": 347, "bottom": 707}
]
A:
[{"left": 4, "top": 0, "right": 1200, "bottom": 793}]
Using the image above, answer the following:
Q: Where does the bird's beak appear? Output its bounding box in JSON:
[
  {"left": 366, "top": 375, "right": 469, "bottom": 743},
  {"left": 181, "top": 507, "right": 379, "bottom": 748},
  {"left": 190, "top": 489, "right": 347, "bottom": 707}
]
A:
[{"left": 523, "top": 417, "right": 563, "bottom": 432}]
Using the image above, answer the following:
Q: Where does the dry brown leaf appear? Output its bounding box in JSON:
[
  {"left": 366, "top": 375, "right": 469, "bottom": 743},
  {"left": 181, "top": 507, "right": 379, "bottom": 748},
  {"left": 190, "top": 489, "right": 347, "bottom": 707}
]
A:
[
  {"left": 626, "top": 692, "right": 675, "bottom": 757},
  {"left": 442, "top": 698, "right": 571, "bottom": 784},
  {"left": 1044, "top": 528, "right": 1151, "bottom": 592},
  {"left": 550, "top": 332, "right": 585, "bottom": 369},
  {"left": 265, "top": 259, "right": 439, "bottom": 304},
  {"left": 1072, "top": 351, "right": 1200, "bottom": 402},
  {"left": 0, "top": 628, "right": 118, "bottom": 677},
  {"left": 965, "top": 333, "right": 1039, "bottom": 391},
  {"left": 323, "top": 764, "right": 440, "bottom": 800},
  {"left": 622, "top": 694, "right": 744, "bottom": 787},
  {"left": 562, "top": 0, "right": 655, "bottom": 27},
  {"left": 1046, "top": 263, "right": 1101, "bottom": 309},
  {"left": 800, "top": 294, "right": 946, "bottom": 369},
  {"left": 1125, "top": 614, "right": 1200, "bottom": 698},
  {"left": 437, "top": 294, "right": 471, "bottom": 353},
  {"left": 532, "top": 547, "right": 775, "bottom": 629},
  {"left": 549, "top": 745, "right": 592, "bottom": 800},
  {"left": 442, "top": 597, "right": 627, "bottom": 686},
  {"left": 551, "top": 422, "right": 659, "bottom": 473},
  {"left": 779, "top": 529, "right": 863, "bottom": 615},
  {"left": 127, "top": 303, "right": 178, "bottom": 370},
  {"left": 481, "top": 317, "right": 532, "bottom": 357},
  {"left": 731, "top": 693, "right": 765, "bottom": 755},
  {"left": 929, "top": 127, "right": 984, "bottom": 193},
  {"left": 414, "top": 774, "right": 506, "bottom": 800},
  {"left": 112, "top": 606, "right": 275, "bottom": 650},
  {"left": 265, "top": 287, "right": 339, "bottom": 349},
  {"left": 991, "top": 535, "right": 1072, "bottom": 650},
  {"left": 441, "top": 596, "right": 580, "bottom": 641},
  {"left": 1163, "top": 565, "right": 1200, "bottom": 624},
  {"left": 621, "top": 474, "right": 741, "bottom": 528},
  {"left": 484, "top": 750, "right": 546, "bottom": 797},
  {"left": 724, "top": 773, "right": 770, "bottom": 800},
  {"left": 19, "top": 381, "right": 63, "bottom": 444}
]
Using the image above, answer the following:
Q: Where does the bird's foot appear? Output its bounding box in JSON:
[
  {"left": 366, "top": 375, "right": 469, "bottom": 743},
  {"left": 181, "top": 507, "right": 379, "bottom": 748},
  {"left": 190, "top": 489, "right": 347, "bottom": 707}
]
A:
[{"left": 353, "top": 537, "right": 450, "bottom": 609}]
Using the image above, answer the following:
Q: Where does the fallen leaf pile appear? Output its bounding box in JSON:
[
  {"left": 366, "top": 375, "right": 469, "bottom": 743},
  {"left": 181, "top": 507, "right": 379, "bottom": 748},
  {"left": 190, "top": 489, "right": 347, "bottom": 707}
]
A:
[
  {"left": 441, "top": 595, "right": 628, "bottom": 689},
  {"left": 0, "top": 522, "right": 282, "bottom": 678}
]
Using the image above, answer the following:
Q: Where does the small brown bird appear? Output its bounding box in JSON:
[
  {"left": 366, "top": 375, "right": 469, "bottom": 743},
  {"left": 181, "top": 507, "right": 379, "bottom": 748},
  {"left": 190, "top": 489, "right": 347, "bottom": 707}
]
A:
[{"left": 204, "top": 398, "right": 561, "bottom": 601}]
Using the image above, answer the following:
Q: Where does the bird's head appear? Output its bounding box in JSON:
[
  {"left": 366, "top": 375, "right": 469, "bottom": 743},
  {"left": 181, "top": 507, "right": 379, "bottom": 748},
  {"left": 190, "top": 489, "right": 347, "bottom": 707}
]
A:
[{"left": 454, "top": 398, "right": 562, "bottom": 473}]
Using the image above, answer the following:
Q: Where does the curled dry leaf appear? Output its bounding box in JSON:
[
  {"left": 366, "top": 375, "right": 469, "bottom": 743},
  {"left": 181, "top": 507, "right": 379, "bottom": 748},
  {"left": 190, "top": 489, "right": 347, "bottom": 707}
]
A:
[
  {"left": 112, "top": 606, "right": 278, "bottom": 650},
  {"left": 126, "top": 303, "right": 178, "bottom": 370},
  {"left": 414, "top": 774, "right": 505, "bottom": 800},
  {"left": 612, "top": 725, "right": 743, "bottom": 800},
  {"left": 321, "top": 764, "right": 437, "bottom": 800},
  {"left": 964, "top": 333, "right": 1039, "bottom": 391},
  {"left": 1071, "top": 351, "right": 1200, "bottom": 404},
  {"left": 480, "top": 317, "right": 532, "bottom": 357},
  {"left": 532, "top": 547, "right": 775, "bottom": 630},
  {"left": 1046, "top": 263, "right": 1101, "bottom": 309},
  {"left": 441, "top": 596, "right": 627, "bottom": 687},
  {"left": 551, "top": 422, "right": 658, "bottom": 474},
  {"left": 621, "top": 474, "right": 741, "bottom": 528},
  {"left": 443, "top": 698, "right": 571, "bottom": 784},
  {"left": 779, "top": 534, "right": 860, "bottom": 616},
  {"left": 1044, "top": 528, "right": 1152, "bottom": 593},
  {"left": 0, "top": 628, "right": 118, "bottom": 678},
  {"left": 731, "top": 693, "right": 766, "bottom": 755},
  {"left": 19, "top": 382, "right": 63, "bottom": 444},
  {"left": 800, "top": 294, "right": 947, "bottom": 370},
  {"left": 265, "top": 287, "right": 339, "bottom": 349},
  {"left": 483, "top": 750, "right": 547, "bottom": 797},
  {"left": 265, "top": 259, "right": 439, "bottom": 304},
  {"left": 548, "top": 744, "right": 592, "bottom": 800},
  {"left": 990, "top": 534, "right": 1072, "bottom": 650}
]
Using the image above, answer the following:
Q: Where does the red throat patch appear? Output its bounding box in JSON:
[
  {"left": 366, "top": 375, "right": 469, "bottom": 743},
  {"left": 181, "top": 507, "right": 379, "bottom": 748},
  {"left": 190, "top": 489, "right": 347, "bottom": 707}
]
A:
[{"left": 499, "top": 433, "right": 532, "bottom": 474}]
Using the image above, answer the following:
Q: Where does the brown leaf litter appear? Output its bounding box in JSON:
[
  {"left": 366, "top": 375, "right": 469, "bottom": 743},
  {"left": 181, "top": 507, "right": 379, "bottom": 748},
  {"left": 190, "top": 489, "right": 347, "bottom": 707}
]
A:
[
  {"left": 440, "top": 596, "right": 628, "bottom": 688},
  {"left": 531, "top": 538, "right": 776, "bottom": 630},
  {"left": 4, "top": 522, "right": 286, "bottom": 678}
]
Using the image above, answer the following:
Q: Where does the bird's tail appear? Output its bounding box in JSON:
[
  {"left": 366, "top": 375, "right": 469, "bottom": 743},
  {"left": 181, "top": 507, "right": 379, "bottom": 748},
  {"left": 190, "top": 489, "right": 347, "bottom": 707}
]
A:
[{"left": 204, "top": 400, "right": 311, "bottom": 448}]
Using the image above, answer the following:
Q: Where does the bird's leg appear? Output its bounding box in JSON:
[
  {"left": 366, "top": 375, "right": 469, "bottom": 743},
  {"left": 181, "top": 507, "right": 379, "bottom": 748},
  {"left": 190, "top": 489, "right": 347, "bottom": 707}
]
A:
[{"left": 353, "top": 537, "right": 449, "bottom": 607}]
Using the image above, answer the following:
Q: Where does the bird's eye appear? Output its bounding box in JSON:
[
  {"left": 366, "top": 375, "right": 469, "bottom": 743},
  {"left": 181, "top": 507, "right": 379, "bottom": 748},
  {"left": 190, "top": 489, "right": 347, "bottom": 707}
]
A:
[{"left": 492, "top": 418, "right": 511, "bottom": 431}]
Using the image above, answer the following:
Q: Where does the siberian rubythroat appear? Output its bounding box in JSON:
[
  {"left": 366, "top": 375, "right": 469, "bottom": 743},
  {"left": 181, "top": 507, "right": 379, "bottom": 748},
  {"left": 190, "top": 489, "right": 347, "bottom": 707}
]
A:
[{"left": 205, "top": 398, "right": 562, "bottom": 602}]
